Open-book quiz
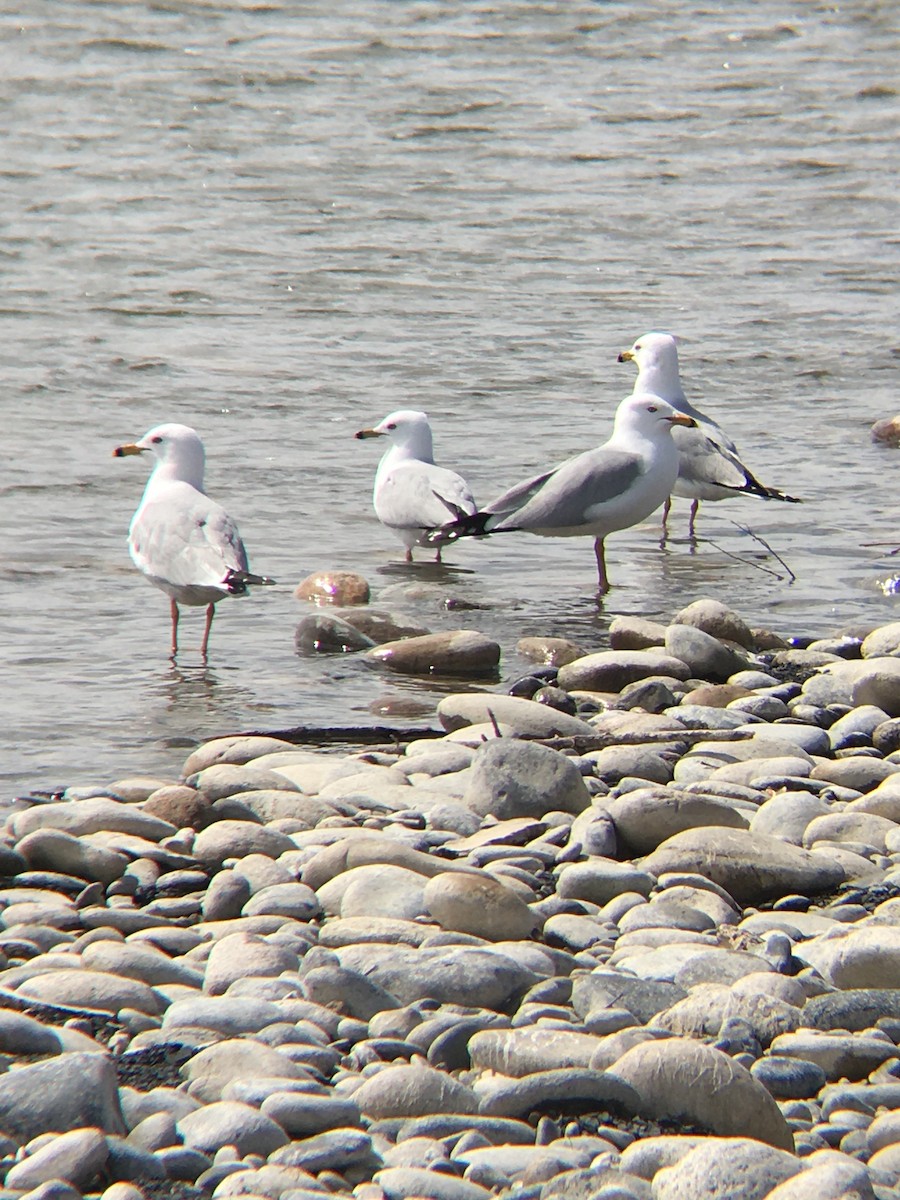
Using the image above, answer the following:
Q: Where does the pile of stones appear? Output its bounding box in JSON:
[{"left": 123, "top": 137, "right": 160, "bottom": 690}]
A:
[{"left": 6, "top": 598, "right": 900, "bottom": 1199}]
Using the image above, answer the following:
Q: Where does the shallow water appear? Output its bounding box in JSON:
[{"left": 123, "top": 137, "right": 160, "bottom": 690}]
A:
[{"left": 1, "top": 1, "right": 898, "bottom": 794}]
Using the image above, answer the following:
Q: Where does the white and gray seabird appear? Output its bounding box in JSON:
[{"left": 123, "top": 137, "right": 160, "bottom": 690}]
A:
[
  {"left": 618, "top": 332, "right": 799, "bottom": 537},
  {"left": 426, "top": 392, "right": 695, "bottom": 592},
  {"left": 114, "top": 423, "right": 274, "bottom": 658},
  {"left": 355, "top": 409, "right": 477, "bottom": 563}
]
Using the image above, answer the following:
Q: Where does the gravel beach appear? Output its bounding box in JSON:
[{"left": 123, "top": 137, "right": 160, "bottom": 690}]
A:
[{"left": 8, "top": 590, "right": 900, "bottom": 1200}]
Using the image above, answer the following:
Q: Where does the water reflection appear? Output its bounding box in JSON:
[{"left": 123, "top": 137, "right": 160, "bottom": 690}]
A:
[
  {"left": 374, "top": 560, "right": 479, "bottom": 583},
  {"left": 3, "top": 0, "right": 897, "bottom": 794},
  {"left": 145, "top": 663, "right": 259, "bottom": 749}
]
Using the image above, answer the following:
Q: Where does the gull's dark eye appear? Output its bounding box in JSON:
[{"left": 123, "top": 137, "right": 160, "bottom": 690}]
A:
[
  {"left": 634, "top": 344, "right": 642, "bottom": 352},
  {"left": 647, "top": 405, "right": 658, "bottom": 413},
  {"left": 151, "top": 436, "right": 163, "bottom": 444},
  {"left": 386, "top": 423, "right": 397, "bottom": 431}
]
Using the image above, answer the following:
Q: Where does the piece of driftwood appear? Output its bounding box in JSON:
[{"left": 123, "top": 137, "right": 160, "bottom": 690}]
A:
[
  {"left": 235, "top": 722, "right": 755, "bottom": 753},
  {"left": 235, "top": 723, "right": 445, "bottom": 747},
  {"left": 538, "top": 728, "right": 756, "bottom": 753}
]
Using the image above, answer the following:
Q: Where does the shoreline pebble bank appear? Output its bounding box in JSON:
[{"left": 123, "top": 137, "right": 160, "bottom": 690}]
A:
[{"left": 8, "top": 594, "right": 900, "bottom": 1199}]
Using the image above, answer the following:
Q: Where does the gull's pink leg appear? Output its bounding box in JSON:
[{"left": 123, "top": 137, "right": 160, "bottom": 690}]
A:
[
  {"left": 169, "top": 599, "right": 179, "bottom": 659},
  {"left": 688, "top": 500, "right": 700, "bottom": 540},
  {"left": 201, "top": 603, "right": 216, "bottom": 658},
  {"left": 594, "top": 537, "right": 609, "bottom": 594},
  {"left": 661, "top": 496, "right": 672, "bottom": 540}
]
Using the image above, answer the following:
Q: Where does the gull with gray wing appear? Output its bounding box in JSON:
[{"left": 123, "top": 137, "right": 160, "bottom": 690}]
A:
[
  {"left": 618, "top": 332, "right": 799, "bottom": 537},
  {"left": 114, "top": 423, "right": 274, "bottom": 658},
  {"left": 355, "top": 409, "right": 477, "bottom": 562},
  {"left": 426, "top": 392, "right": 695, "bottom": 592}
]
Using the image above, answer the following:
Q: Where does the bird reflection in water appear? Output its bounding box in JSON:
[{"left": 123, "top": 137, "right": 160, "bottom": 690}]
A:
[{"left": 149, "top": 661, "right": 257, "bottom": 733}]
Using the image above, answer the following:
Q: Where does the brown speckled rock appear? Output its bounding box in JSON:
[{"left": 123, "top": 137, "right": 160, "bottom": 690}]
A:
[
  {"left": 872, "top": 416, "right": 900, "bottom": 445},
  {"left": 608, "top": 616, "right": 668, "bottom": 651},
  {"left": 143, "top": 785, "right": 212, "bottom": 830},
  {"left": 681, "top": 683, "right": 752, "bottom": 708},
  {"left": 295, "top": 570, "right": 370, "bottom": 606},
  {"left": 516, "top": 636, "right": 587, "bottom": 667},
  {"left": 423, "top": 872, "right": 539, "bottom": 941}
]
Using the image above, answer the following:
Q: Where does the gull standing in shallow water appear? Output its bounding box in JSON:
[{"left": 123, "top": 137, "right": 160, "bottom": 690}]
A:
[
  {"left": 355, "top": 409, "right": 477, "bottom": 563},
  {"left": 114, "top": 423, "right": 275, "bottom": 658},
  {"left": 425, "top": 392, "right": 695, "bottom": 593},
  {"left": 618, "top": 332, "right": 800, "bottom": 538}
]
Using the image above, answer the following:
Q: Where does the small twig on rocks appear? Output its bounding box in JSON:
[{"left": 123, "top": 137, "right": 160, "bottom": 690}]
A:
[
  {"left": 539, "top": 728, "right": 756, "bottom": 753},
  {"left": 486, "top": 708, "right": 504, "bottom": 740}
]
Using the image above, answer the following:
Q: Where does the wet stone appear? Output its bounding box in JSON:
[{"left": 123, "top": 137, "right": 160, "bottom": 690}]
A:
[
  {"left": 367, "top": 631, "right": 501, "bottom": 677},
  {"left": 462, "top": 739, "right": 592, "bottom": 820},
  {"left": 516, "top": 636, "right": 587, "bottom": 666},
  {"left": 294, "top": 613, "right": 377, "bottom": 654},
  {"left": 295, "top": 570, "right": 371, "bottom": 606}
]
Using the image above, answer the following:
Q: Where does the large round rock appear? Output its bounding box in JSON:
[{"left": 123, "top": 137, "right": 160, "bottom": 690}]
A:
[
  {"left": 652, "top": 1136, "right": 801, "bottom": 1199},
  {"left": 177, "top": 1100, "right": 289, "bottom": 1157},
  {"left": 353, "top": 1064, "right": 478, "bottom": 1119},
  {"left": 462, "top": 740, "right": 591, "bottom": 820},
  {"left": 424, "top": 872, "right": 538, "bottom": 940},
  {"left": 798, "top": 926, "right": 900, "bottom": 989},
  {"left": 367, "top": 631, "right": 500, "bottom": 677},
  {"left": 0, "top": 1053, "right": 126, "bottom": 1141},
  {"left": 640, "top": 828, "right": 844, "bottom": 906},
  {"left": 191, "top": 820, "right": 297, "bottom": 867},
  {"left": 295, "top": 570, "right": 370, "bottom": 606},
  {"left": 673, "top": 598, "right": 755, "bottom": 649},
  {"left": 605, "top": 788, "right": 748, "bottom": 855},
  {"left": 664, "top": 624, "right": 750, "bottom": 682},
  {"left": 556, "top": 649, "right": 691, "bottom": 692},
  {"left": 606, "top": 1038, "right": 793, "bottom": 1149}
]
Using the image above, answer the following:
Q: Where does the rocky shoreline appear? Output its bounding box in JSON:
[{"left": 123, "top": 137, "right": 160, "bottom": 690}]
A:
[{"left": 7, "top": 595, "right": 900, "bottom": 1199}]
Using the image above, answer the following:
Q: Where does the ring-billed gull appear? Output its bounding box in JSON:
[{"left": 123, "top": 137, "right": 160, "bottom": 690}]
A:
[
  {"left": 426, "top": 393, "right": 694, "bottom": 592},
  {"left": 114, "top": 423, "right": 274, "bottom": 658},
  {"left": 355, "top": 409, "right": 477, "bottom": 563},
  {"left": 618, "top": 332, "right": 799, "bottom": 537}
]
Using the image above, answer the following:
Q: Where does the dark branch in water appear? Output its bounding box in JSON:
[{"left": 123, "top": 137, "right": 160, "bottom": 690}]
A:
[
  {"left": 700, "top": 522, "right": 797, "bottom": 584},
  {"left": 861, "top": 540, "right": 900, "bottom": 557},
  {"left": 234, "top": 724, "right": 445, "bottom": 748}
]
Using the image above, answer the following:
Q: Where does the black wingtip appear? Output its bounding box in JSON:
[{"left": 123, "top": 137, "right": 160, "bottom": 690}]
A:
[
  {"left": 736, "top": 469, "right": 802, "bottom": 505},
  {"left": 758, "top": 487, "right": 802, "bottom": 504},
  {"left": 224, "top": 568, "right": 276, "bottom": 594},
  {"left": 424, "top": 511, "right": 492, "bottom": 546}
]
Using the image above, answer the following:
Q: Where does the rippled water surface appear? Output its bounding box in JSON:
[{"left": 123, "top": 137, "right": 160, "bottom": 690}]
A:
[{"left": 2, "top": 1, "right": 898, "bottom": 793}]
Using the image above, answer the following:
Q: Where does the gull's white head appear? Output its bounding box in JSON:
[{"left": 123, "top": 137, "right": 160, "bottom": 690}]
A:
[
  {"left": 612, "top": 391, "right": 695, "bottom": 440},
  {"left": 617, "top": 332, "right": 683, "bottom": 401},
  {"left": 355, "top": 409, "right": 434, "bottom": 462},
  {"left": 114, "top": 423, "right": 206, "bottom": 488}
]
